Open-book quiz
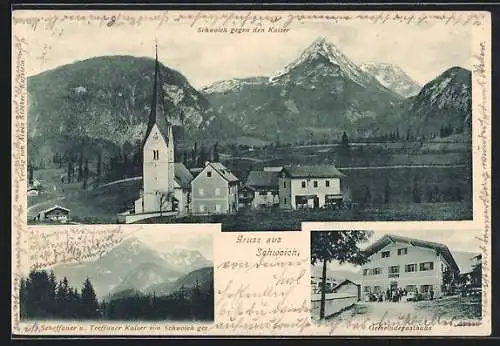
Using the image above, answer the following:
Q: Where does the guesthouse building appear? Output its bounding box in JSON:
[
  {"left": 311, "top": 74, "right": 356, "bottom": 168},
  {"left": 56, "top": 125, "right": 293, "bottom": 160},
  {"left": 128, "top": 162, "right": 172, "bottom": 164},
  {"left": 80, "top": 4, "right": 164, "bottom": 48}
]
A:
[
  {"left": 360, "top": 234, "right": 460, "bottom": 298},
  {"left": 279, "top": 165, "right": 345, "bottom": 209}
]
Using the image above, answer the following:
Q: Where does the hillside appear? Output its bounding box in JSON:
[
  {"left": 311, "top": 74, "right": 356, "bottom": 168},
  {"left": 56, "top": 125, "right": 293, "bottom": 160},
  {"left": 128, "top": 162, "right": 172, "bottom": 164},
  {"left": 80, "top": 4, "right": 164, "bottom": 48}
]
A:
[
  {"left": 27, "top": 55, "right": 242, "bottom": 167},
  {"left": 405, "top": 66, "right": 472, "bottom": 137}
]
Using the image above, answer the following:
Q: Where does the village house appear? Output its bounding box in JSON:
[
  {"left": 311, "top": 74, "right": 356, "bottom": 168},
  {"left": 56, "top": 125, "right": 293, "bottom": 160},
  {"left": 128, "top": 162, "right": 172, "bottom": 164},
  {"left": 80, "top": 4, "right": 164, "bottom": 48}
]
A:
[
  {"left": 311, "top": 275, "right": 337, "bottom": 295},
  {"left": 190, "top": 161, "right": 239, "bottom": 215},
  {"left": 332, "top": 279, "right": 361, "bottom": 301},
  {"left": 27, "top": 187, "right": 39, "bottom": 197},
  {"left": 360, "top": 234, "right": 460, "bottom": 299},
  {"left": 244, "top": 170, "right": 280, "bottom": 209},
  {"left": 33, "top": 205, "right": 71, "bottom": 223},
  {"left": 278, "top": 164, "right": 346, "bottom": 209}
]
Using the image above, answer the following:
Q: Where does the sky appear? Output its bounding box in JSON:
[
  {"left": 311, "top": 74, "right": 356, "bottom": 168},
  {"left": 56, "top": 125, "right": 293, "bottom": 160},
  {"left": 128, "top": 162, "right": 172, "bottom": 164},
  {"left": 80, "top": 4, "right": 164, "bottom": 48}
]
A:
[
  {"left": 20, "top": 11, "right": 473, "bottom": 88},
  {"left": 128, "top": 227, "right": 214, "bottom": 261},
  {"left": 312, "top": 229, "right": 482, "bottom": 274}
]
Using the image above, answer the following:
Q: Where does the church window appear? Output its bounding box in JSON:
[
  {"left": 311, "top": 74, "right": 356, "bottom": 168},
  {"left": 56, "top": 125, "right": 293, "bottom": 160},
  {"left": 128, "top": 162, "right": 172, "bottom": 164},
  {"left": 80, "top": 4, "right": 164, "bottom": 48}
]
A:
[{"left": 153, "top": 150, "right": 159, "bottom": 160}]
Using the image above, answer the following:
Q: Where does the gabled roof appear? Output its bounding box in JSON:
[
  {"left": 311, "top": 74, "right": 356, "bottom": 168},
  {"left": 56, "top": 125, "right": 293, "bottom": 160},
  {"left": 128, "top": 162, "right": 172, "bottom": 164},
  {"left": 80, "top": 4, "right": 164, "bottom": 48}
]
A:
[
  {"left": 39, "top": 205, "right": 70, "bottom": 215},
  {"left": 363, "top": 234, "right": 460, "bottom": 273},
  {"left": 281, "top": 164, "right": 345, "bottom": 179},
  {"left": 208, "top": 162, "right": 239, "bottom": 183},
  {"left": 174, "top": 163, "right": 194, "bottom": 188},
  {"left": 246, "top": 171, "right": 280, "bottom": 189},
  {"left": 143, "top": 45, "right": 172, "bottom": 147},
  {"left": 333, "top": 279, "right": 360, "bottom": 291}
]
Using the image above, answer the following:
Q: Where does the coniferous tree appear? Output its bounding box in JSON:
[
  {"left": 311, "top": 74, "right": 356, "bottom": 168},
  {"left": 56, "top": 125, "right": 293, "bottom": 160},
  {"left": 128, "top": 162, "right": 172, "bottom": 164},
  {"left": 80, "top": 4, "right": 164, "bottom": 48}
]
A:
[
  {"left": 28, "top": 162, "right": 34, "bottom": 186},
  {"left": 80, "top": 277, "right": 99, "bottom": 319},
  {"left": 83, "top": 159, "right": 89, "bottom": 189}
]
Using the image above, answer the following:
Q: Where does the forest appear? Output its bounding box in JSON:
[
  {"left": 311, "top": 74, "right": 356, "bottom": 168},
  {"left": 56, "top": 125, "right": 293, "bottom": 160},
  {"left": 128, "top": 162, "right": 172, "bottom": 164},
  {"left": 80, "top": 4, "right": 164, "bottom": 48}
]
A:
[{"left": 18, "top": 269, "right": 214, "bottom": 321}]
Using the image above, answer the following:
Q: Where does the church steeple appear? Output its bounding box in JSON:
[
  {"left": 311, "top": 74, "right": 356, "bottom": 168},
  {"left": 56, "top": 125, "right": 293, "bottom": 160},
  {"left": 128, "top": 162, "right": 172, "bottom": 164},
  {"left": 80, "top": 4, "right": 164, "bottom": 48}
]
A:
[{"left": 144, "top": 41, "right": 171, "bottom": 146}]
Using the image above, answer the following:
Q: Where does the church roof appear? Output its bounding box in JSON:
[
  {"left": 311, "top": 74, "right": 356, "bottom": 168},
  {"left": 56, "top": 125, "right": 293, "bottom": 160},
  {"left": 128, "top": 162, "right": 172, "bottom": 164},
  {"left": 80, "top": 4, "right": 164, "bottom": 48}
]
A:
[
  {"left": 143, "top": 45, "right": 171, "bottom": 146},
  {"left": 174, "top": 163, "right": 194, "bottom": 188}
]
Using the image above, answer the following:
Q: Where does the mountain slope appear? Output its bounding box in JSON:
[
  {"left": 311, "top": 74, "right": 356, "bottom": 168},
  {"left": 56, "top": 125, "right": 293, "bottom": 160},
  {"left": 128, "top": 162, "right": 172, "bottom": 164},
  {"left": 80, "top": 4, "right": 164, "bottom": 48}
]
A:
[
  {"left": 203, "top": 37, "right": 403, "bottom": 142},
  {"left": 360, "top": 62, "right": 422, "bottom": 98},
  {"left": 405, "top": 66, "right": 472, "bottom": 136},
  {"left": 144, "top": 266, "right": 214, "bottom": 296},
  {"left": 52, "top": 237, "right": 176, "bottom": 299},
  {"left": 159, "top": 249, "right": 213, "bottom": 274},
  {"left": 27, "top": 55, "right": 242, "bottom": 165}
]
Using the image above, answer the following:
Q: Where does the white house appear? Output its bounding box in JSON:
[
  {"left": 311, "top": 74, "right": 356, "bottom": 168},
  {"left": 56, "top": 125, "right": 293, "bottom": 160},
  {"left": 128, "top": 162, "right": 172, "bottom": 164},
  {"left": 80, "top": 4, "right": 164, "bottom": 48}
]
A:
[
  {"left": 134, "top": 47, "right": 176, "bottom": 215},
  {"left": 360, "top": 234, "right": 460, "bottom": 298},
  {"left": 332, "top": 279, "right": 361, "bottom": 300},
  {"left": 278, "top": 164, "right": 345, "bottom": 209},
  {"left": 190, "top": 162, "right": 239, "bottom": 215}
]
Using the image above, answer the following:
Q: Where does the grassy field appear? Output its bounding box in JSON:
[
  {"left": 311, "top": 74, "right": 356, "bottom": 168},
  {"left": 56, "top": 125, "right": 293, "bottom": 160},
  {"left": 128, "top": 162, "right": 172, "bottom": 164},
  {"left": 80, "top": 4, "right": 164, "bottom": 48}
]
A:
[{"left": 142, "top": 202, "right": 472, "bottom": 231}]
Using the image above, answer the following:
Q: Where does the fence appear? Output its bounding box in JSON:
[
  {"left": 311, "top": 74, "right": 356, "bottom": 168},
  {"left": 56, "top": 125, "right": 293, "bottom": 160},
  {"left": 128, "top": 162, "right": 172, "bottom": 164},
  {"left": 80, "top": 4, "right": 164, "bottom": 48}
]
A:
[{"left": 311, "top": 293, "right": 358, "bottom": 320}]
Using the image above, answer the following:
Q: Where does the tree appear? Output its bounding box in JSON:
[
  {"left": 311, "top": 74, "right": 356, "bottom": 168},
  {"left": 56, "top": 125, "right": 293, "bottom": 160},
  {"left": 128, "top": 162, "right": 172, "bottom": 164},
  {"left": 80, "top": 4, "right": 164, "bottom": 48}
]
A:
[
  {"left": 83, "top": 159, "right": 89, "bottom": 190},
  {"left": 28, "top": 162, "right": 34, "bottom": 186},
  {"left": 311, "top": 231, "right": 372, "bottom": 319},
  {"left": 213, "top": 142, "right": 220, "bottom": 162},
  {"left": 96, "top": 151, "right": 102, "bottom": 187},
  {"left": 80, "top": 277, "right": 99, "bottom": 318},
  {"left": 341, "top": 131, "right": 349, "bottom": 149}
]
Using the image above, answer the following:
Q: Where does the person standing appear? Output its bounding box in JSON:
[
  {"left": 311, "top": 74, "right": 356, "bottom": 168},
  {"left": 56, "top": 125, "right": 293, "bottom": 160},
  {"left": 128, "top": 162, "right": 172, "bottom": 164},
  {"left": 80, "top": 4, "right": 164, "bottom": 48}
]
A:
[{"left": 430, "top": 287, "right": 434, "bottom": 301}]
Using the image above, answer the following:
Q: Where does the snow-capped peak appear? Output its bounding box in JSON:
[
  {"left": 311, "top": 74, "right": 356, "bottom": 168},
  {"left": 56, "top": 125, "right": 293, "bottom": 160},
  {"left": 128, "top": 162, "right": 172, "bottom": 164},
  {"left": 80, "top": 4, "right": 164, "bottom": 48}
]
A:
[
  {"left": 269, "top": 37, "right": 373, "bottom": 87},
  {"left": 201, "top": 77, "right": 266, "bottom": 94},
  {"left": 360, "top": 61, "right": 422, "bottom": 98}
]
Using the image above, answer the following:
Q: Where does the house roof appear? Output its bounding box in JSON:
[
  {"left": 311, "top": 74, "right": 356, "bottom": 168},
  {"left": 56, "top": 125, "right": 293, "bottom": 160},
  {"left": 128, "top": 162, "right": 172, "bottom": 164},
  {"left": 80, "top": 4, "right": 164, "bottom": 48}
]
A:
[
  {"left": 39, "top": 205, "right": 71, "bottom": 215},
  {"left": 333, "top": 279, "right": 360, "bottom": 291},
  {"left": 189, "top": 167, "right": 204, "bottom": 177},
  {"left": 246, "top": 171, "right": 280, "bottom": 189},
  {"left": 143, "top": 46, "right": 172, "bottom": 147},
  {"left": 208, "top": 162, "right": 239, "bottom": 183},
  {"left": 174, "top": 163, "right": 194, "bottom": 188},
  {"left": 281, "top": 164, "right": 345, "bottom": 179},
  {"left": 363, "top": 234, "right": 460, "bottom": 273}
]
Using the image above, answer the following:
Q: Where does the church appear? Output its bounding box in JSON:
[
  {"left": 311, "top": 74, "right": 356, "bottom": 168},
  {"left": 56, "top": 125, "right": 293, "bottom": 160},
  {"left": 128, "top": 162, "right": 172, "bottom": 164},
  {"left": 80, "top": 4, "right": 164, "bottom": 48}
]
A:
[{"left": 134, "top": 46, "right": 180, "bottom": 215}]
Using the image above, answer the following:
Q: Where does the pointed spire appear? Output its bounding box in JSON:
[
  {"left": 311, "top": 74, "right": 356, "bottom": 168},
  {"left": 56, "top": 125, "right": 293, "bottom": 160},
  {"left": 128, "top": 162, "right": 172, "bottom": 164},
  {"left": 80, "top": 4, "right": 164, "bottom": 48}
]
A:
[{"left": 144, "top": 40, "right": 171, "bottom": 146}]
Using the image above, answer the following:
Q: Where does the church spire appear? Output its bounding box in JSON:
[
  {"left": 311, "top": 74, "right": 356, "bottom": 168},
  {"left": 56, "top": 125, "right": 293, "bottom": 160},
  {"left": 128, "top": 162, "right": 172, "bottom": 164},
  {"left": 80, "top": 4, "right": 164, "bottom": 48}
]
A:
[{"left": 144, "top": 41, "right": 171, "bottom": 146}]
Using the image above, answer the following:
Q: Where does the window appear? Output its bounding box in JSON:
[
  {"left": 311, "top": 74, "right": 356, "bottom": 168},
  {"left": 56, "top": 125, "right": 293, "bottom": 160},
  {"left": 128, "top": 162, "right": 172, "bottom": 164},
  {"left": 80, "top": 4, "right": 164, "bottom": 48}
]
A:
[
  {"left": 199, "top": 204, "right": 205, "bottom": 212},
  {"left": 283, "top": 181, "right": 286, "bottom": 188},
  {"left": 207, "top": 171, "right": 212, "bottom": 177},
  {"left": 326, "top": 180, "right": 330, "bottom": 187},
  {"left": 389, "top": 266, "right": 400, "bottom": 274},
  {"left": 153, "top": 150, "right": 159, "bottom": 160},
  {"left": 363, "top": 269, "right": 369, "bottom": 276},
  {"left": 215, "top": 204, "right": 221, "bottom": 212},
  {"left": 381, "top": 251, "right": 390, "bottom": 258},
  {"left": 313, "top": 181, "right": 318, "bottom": 188},
  {"left": 199, "top": 188, "right": 204, "bottom": 196},
  {"left": 420, "top": 262, "right": 434, "bottom": 271},
  {"left": 284, "top": 197, "right": 287, "bottom": 204},
  {"left": 364, "top": 286, "right": 371, "bottom": 293},
  {"left": 398, "top": 248, "right": 408, "bottom": 256},
  {"left": 301, "top": 181, "right": 306, "bottom": 188},
  {"left": 215, "top": 188, "right": 220, "bottom": 196},
  {"left": 373, "top": 267, "right": 382, "bottom": 275},
  {"left": 405, "top": 264, "right": 417, "bottom": 272}
]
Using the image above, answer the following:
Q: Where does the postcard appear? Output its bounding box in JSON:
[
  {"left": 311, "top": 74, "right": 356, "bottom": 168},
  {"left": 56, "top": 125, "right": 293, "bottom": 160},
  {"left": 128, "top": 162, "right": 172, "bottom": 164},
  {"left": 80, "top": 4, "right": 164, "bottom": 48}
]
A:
[{"left": 11, "top": 9, "right": 491, "bottom": 336}]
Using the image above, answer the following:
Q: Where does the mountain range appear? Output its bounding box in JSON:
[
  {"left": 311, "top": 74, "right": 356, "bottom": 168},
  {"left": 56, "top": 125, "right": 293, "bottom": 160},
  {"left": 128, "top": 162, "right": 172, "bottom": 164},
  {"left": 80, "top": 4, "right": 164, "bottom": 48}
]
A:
[
  {"left": 27, "top": 37, "right": 472, "bottom": 164},
  {"left": 52, "top": 237, "right": 213, "bottom": 300}
]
